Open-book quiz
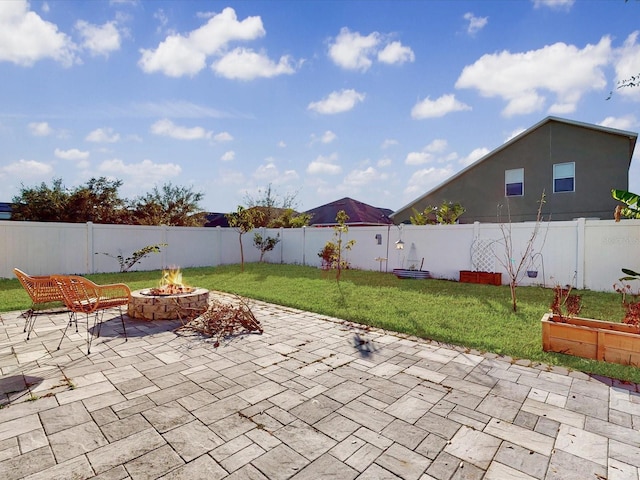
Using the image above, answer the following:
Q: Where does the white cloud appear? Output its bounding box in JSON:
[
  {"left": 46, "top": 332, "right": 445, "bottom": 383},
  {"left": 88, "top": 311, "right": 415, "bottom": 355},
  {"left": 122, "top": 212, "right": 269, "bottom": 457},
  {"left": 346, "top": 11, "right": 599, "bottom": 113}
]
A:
[
  {"left": 425, "top": 139, "right": 448, "bottom": 153},
  {"left": 75, "top": 20, "right": 121, "bottom": 57},
  {"left": 86, "top": 127, "right": 120, "bottom": 143},
  {"left": 344, "top": 166, "right": 387, "bottom": 187},
  {"left": 212, "top": 48, "right": 296, "bottom": 80},
  {"left": 277, "top": 140, "right": 286, "bottom": 148},
  {"left": 599, "top": 115, "right": 638, "bottom": 131},
  {"left": 328, "top": 27, "right": 415, "bottom": 71},
  {"left": 405, "top": 151, "right": 432, "bottom": 166},
  {"left": 613, "top": 32, "right": 640, "bottom": 101},
  {"left": 0, "top": 0, "right": 77, "bottom": 66},
  {"left": 253, "top": 161, "right": 299, "bottom": 183},
  {"left": 381, "top": 139, "right": 398, "bottom": 149},
  {"left": 463, "top": 12, "right": 488, "bottom": 36},
  {"left": 307, "top": 153, "right": 342, "bottom": 175},
  {"left": 28, "top": 122, "right": 53, "bottom": 136},
  {"left": 377, "top": 41, "right": 415, "bottom": 65},
  {"left": 456, "top": 36, "right": 611, "bottom": 117},
  {"left": 221, "top": 151, "right": 235, "bottom": 162},
  {"left": 460, "top": 147, "right": 489, "bottom": 167},
  {"left": 150, "top": 119, "right": 212, "bottom": 140},
  {"left": 405, "top": 139, "right": 452, "bottom": 166},
  {"left": 138, "top": 7, "right": 265, "bottom": 77},
  {"left": 404, "top": 166, "right": 455, "bottom": 197},
  {"left": 99, "top": 158, "right": 182, "bottom": 187},
  {"left": 532, "top": 0, "right": 574, "bottom": 10},
  {"left": 213, "top": 131, "right": 233, "bottom": 142},
  {"left": 328, "top": 27, "right": 380, "bottom": 71},
  {"left": 377, "top": 157, "right": 392, "bottom": 167},
  {"left": 411, "top": 94, "right": 471, "bottom": 119},
  {"left": 308, "top": 89, "right": 365, "bottom": 114},
  {"left": 322, "top": 131, "right": 337, "bottom": 144},
  {"left": 54, "top": 148, "right": 90, "bottom": 160},
  {"left": 1, "top": 159, "right": 53, "bottom": 177}
]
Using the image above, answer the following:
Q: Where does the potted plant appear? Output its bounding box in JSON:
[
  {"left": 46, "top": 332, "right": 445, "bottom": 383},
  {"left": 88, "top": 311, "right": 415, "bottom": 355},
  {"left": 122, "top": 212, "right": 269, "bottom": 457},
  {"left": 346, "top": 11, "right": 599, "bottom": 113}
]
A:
[{"left": 541, "top": 275, "right": 640, "bottom": 366}]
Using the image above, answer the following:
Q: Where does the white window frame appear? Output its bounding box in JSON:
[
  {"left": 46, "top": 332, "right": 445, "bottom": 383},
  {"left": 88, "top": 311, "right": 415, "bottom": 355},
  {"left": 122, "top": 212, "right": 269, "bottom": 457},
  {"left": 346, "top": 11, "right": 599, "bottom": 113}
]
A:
[
  {"left": 505, "top": 168, "right": 524, "bottom": 197},
  {"left": 553, "top": 162, "right": 575, "bottom": 193}
]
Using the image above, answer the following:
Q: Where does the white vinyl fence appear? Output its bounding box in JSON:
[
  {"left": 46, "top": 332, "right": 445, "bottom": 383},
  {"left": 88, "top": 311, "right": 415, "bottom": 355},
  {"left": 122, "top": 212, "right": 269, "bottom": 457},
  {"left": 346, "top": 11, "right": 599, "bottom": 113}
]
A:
[{"left": 1, "top": 218, "right": 639, "bottom": 293}]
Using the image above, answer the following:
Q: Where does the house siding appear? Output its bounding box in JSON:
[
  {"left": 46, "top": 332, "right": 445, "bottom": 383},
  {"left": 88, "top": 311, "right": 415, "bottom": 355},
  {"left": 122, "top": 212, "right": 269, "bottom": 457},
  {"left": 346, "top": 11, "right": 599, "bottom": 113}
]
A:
[{"left": 392, "top": 118, "right": 635, "bottom": 224}]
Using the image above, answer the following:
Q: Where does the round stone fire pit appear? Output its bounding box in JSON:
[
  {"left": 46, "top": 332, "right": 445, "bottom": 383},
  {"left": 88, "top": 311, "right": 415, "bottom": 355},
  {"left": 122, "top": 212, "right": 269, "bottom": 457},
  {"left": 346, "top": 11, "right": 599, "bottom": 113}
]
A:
[{"left": 128, "top": 288, "right": 210, "bottom": 321}]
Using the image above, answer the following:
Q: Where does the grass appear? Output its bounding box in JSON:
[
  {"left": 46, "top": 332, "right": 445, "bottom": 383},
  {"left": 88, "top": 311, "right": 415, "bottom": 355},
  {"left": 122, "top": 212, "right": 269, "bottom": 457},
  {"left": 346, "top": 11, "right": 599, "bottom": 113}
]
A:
[{"left": 1, "top": 263, "right": 637, "bottom": 383}]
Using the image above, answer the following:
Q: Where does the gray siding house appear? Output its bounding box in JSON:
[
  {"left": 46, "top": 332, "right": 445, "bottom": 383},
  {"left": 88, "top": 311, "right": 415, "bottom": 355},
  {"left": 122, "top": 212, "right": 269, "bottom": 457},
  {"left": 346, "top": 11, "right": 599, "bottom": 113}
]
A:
[{"left": 391, "top": 117, "right": 637, "bottom": 224}]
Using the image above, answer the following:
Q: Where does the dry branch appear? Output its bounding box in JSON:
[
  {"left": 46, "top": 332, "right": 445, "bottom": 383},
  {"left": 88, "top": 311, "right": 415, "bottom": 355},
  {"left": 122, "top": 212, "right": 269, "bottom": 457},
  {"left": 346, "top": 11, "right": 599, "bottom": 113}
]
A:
[{"left": 174, "top": 295, "right": 263, "bottom": 347}]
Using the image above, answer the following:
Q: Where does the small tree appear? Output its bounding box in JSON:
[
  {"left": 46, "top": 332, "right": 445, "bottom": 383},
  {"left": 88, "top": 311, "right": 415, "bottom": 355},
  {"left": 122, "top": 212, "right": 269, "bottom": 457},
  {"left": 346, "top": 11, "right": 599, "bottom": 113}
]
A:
[
  {"left": 97, "top": 243, "right": 167, "bottom": 272},
  {"left": 497, "top": 191, "right": 548, "bottom": 312},
  {"left": 226, "top": 206, "right": 264, "bottom": 271},
  {"left": 320, "top": 210, "right": 356, "bottom": 281},
  {"left": 253, "top": 232, "right": 280, "bottom": 262}
]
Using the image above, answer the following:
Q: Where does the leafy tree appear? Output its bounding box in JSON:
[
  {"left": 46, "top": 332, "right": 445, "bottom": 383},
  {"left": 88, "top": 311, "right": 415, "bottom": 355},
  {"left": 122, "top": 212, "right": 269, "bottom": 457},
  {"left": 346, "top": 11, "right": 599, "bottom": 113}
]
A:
[
  {"left": 226, "top": 206, "right": 264, "bottom": 271},
  {"left": 12, "top": 177, "right": 128, "bottom": 224},
  {"left": 130, "top": 183, "right": 206, "bottom": 226},
  {"left": 268, "top": 208, "right": 312, "bottom": 228},
  {"left": 253, "top": 232, "right": 280, "bottom": 262},
  {"left": 244, "top": 183, "right": 300, "bottom": 227},
  {"left": 410, "top": 201, "right": 465, "bottom": 225},
  {"left": 67, "top": 177, "right": 128, "bottom": 224},
  {"left": 12, "top": 178, "right": 70, "bottom": 222}
]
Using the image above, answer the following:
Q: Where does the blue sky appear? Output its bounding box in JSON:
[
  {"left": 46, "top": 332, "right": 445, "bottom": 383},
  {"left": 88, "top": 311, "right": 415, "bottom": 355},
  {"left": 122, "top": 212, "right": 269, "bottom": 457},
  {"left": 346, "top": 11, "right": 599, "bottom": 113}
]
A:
[{"left": 1, "top": 0, "right": 639, "bottom": 214}]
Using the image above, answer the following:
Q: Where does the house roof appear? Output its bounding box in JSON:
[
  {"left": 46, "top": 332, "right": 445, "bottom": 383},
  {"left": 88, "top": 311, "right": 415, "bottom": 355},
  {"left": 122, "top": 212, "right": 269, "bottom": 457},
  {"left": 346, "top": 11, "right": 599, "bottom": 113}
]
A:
[
  {"left": 390, "top": 116, "right": 638, "bottom": 219},
  {"left": 304, "top": 197, "right": 394, "bottom": 226},
  {"left": 204, "top": 212, "right": 230, "bottom": 227}
]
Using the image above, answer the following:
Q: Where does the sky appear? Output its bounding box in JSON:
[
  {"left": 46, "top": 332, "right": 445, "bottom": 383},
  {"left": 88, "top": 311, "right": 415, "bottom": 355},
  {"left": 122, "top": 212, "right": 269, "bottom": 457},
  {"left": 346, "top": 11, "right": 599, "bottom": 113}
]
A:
[{"left": 1, "top": 0, "right": 640, "bottom": 215}]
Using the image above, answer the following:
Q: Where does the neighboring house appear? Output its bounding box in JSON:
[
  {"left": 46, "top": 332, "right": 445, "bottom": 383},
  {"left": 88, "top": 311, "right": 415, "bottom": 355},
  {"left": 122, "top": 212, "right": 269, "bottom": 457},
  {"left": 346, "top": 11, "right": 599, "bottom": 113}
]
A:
[
  {"left": 204, "top": 212, "right": 230, "bottom": 227},
  {"left": 391, "top": 116, "right": 638, "bottom": 224},
  {"left": 305, "top": 197, "right": 394, "bottom": 226}
]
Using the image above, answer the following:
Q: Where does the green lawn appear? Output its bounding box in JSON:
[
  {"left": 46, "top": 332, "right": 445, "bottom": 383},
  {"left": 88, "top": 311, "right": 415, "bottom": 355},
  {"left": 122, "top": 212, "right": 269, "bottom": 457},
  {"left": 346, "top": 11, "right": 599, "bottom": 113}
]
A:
[{"left": 2, "top": 263, "right": 637, "bottom": 383}]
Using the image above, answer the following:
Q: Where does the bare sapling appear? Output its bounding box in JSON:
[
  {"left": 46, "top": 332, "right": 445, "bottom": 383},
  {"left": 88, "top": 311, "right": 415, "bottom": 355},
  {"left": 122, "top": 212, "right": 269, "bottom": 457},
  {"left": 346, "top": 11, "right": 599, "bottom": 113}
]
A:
[{"left": 497, "top": 191, "right": 548, "bottom": 312}]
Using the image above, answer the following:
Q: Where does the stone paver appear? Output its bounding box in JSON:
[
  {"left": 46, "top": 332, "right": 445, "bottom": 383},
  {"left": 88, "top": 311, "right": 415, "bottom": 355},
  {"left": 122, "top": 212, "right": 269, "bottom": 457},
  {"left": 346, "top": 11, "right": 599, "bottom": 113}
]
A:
[{"left": 1, "top": 292, "right": 640, "bottom": 479}]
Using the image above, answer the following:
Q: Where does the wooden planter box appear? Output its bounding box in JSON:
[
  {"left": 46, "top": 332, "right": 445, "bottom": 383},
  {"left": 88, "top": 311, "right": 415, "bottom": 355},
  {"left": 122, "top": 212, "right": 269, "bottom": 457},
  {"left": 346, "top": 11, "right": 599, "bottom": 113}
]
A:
[
  {"left": 541, "top": 313, "right": 640, "bottom": 366},
  {"left": 459, "top": 270, "right": 502, "bottom": 286}
]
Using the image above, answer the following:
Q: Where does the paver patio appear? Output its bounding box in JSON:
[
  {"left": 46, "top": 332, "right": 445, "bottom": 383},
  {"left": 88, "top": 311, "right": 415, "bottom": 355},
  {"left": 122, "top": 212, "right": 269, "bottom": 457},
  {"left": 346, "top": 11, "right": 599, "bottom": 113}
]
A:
[{"left": 1, "top": 291, "right": 640, "bottom": 479}]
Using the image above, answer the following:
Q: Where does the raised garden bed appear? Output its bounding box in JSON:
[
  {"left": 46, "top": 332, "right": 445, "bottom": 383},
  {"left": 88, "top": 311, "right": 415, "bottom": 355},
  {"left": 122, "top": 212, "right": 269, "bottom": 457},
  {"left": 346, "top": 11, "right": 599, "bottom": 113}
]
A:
[
  {"left": 459, "top": 270, "right": 502, "bottom": 286},
  {"left": 541, "top": 313, "right": 640, "bottom": 366}
]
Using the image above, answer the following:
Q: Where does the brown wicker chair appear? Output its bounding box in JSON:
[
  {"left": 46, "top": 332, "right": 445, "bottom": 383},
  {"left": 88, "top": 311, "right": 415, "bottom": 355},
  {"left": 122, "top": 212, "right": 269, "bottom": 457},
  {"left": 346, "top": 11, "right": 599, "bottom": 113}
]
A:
[
  {"left": 52, "top": 275, "right": 130, "bottom": 354},
  {"left": 13, "top": 268, "right": 67, "bottom": 340}
]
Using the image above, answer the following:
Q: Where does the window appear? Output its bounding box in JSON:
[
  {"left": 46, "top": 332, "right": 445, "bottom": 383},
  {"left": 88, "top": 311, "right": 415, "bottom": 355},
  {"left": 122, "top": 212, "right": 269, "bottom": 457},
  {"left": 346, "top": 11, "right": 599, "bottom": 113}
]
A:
[
  {"left": 553, "top": 162, "right": 575, "bottom": 193},
  {"left": 505, "top": 168, "right": 524, "bottom": 196}
]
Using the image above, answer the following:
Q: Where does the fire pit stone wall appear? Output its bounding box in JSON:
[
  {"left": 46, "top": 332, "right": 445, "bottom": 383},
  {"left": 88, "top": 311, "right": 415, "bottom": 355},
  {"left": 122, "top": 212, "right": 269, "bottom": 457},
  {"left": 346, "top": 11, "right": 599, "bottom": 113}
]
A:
[{"left": 128, "top": 288, "right": 210, "bottom": 321}]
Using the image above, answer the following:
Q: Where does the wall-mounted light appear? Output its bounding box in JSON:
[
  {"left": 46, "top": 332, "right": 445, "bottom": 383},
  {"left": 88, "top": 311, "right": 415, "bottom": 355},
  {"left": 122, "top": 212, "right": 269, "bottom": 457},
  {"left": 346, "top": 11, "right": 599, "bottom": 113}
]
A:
[
  {"left": 375, "top": 234, "right": 382, "bottom": 245},
  {"left": 395, "top": 239, "right": 405, "bottom": 250}
]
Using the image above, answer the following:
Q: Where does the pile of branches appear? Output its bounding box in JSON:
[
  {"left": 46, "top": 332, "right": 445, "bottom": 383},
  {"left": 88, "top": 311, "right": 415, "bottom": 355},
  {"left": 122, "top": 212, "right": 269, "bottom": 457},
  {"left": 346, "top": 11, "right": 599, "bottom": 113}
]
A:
[{"left": 175, "top": 295, "right": 263, "bottom": 347}]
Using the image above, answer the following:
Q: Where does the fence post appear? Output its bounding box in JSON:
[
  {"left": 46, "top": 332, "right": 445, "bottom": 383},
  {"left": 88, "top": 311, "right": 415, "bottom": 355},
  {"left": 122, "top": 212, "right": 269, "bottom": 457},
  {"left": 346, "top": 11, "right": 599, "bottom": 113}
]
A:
[
  {"left": 576, "top": 217, "right": 586, "bottom": 289},
  {"left": 86, "top": 222, "right": 94, "bottom": 274}
]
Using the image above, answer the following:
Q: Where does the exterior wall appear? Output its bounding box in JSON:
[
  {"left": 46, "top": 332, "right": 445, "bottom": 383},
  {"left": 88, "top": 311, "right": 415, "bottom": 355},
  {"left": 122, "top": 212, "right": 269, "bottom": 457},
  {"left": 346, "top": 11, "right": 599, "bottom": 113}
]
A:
[
  {"left": 392, "top": 119, "right": 633, "bottom": 224},
  {"left": 2, "top": 218, "right": 639, "bottom": 293}
]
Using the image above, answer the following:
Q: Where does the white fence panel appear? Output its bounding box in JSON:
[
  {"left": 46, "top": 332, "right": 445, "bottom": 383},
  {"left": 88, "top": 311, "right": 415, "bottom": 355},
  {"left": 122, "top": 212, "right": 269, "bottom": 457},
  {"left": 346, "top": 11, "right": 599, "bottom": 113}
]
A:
[
  {"left": 584, "top": 219, "right": 640, "bottom": 292},
  {"left": 2, "top": 221, "right": 88, "bottom": 275},
  {"left": 1, "top": 218, "right": 639, "bottom": 293}
]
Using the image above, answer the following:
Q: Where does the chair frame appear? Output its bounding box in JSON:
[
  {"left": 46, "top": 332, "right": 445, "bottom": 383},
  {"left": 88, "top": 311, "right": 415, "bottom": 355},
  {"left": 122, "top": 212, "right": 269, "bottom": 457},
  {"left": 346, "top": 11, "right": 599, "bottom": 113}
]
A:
[
  {"left": 52, "top": 275, "right": 130, "bottom": 354},
  {"left": 13, "top": 268, "right": 67, "bottom": 340}
]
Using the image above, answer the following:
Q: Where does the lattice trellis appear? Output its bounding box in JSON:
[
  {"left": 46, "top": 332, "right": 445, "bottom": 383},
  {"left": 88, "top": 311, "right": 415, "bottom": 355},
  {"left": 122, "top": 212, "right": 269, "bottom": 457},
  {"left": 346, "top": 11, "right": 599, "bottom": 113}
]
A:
[{"left": 471, "top": 238, "right": 499, "bottom": 272}]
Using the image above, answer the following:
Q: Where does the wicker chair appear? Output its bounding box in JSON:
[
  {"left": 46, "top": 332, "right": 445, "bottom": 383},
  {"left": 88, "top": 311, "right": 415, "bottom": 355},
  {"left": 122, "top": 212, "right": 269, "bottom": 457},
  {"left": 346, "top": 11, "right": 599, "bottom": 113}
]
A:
[
  {"left": 13, "top": 268, "right": 67, "bottom": 340},
  {"left": 52, "top": 275, "right": 130, "bottom": 354}
]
